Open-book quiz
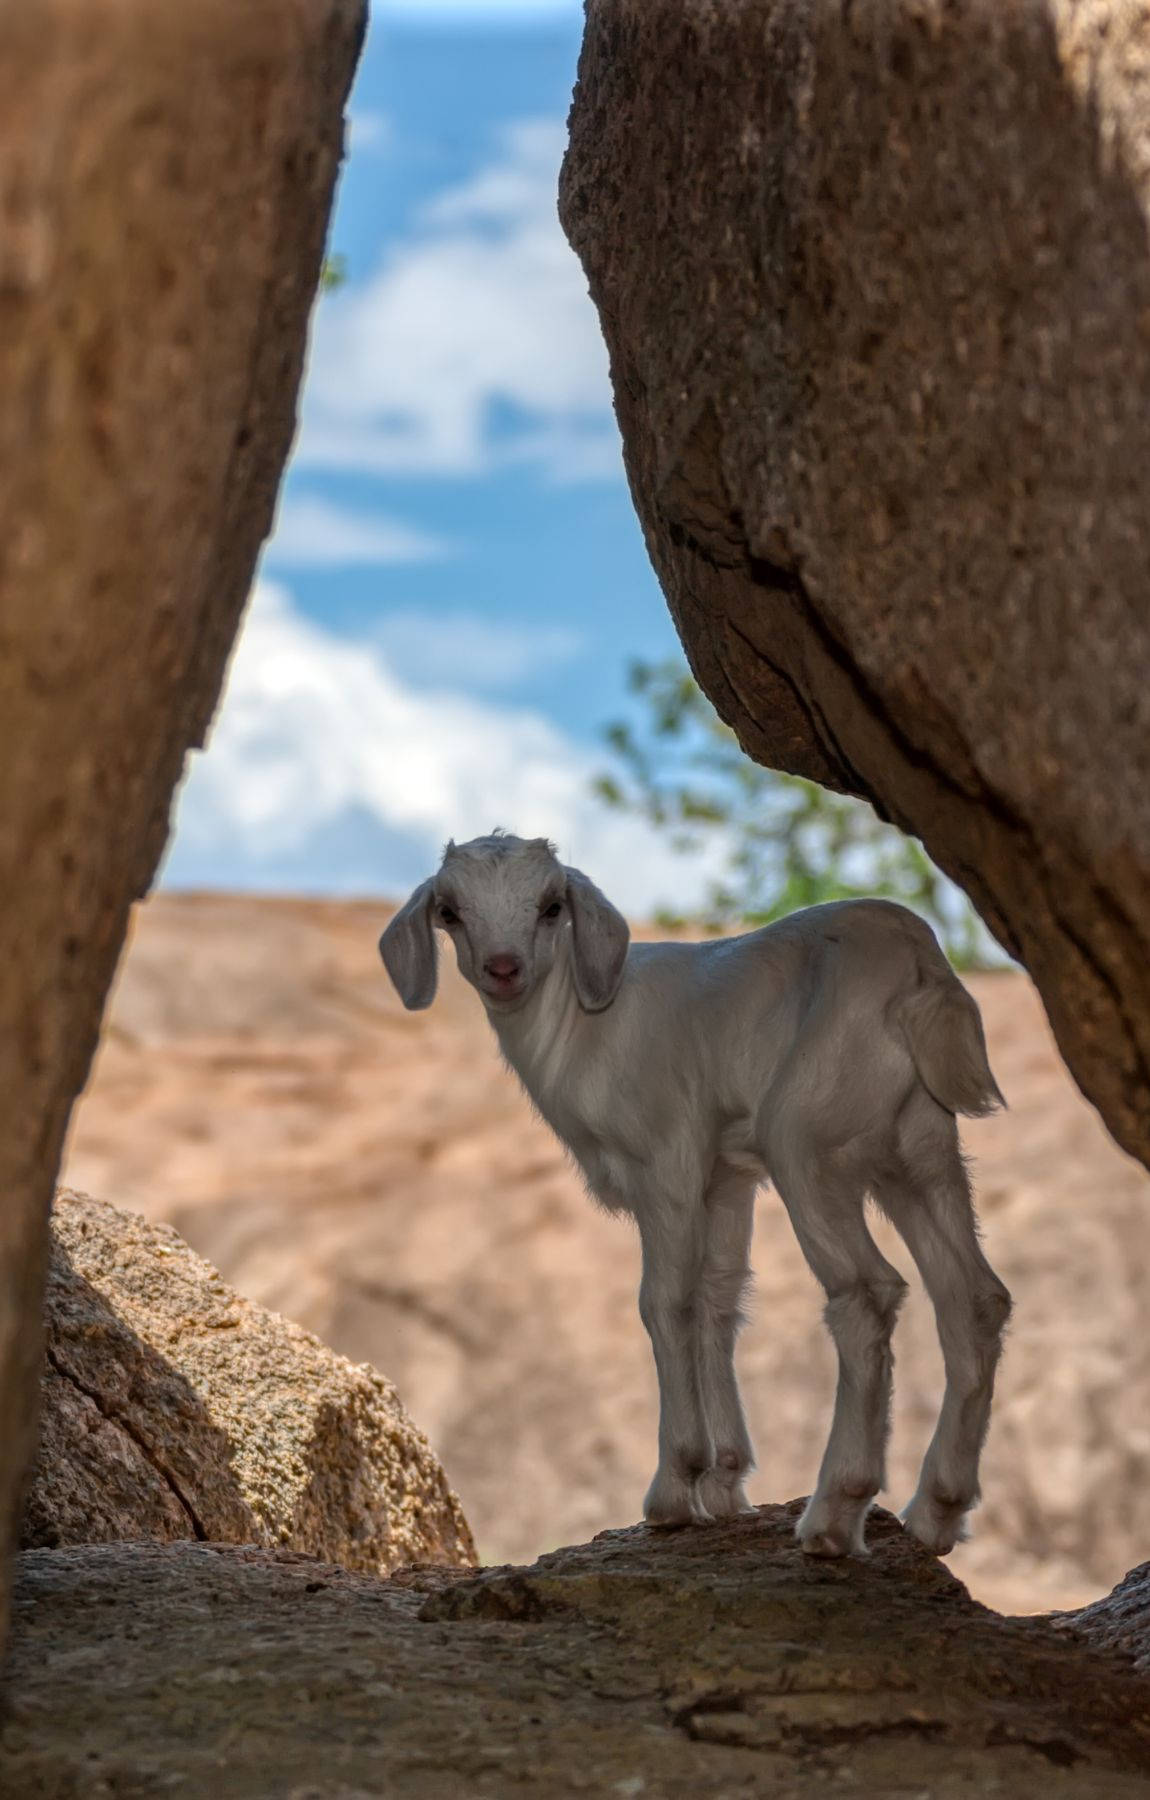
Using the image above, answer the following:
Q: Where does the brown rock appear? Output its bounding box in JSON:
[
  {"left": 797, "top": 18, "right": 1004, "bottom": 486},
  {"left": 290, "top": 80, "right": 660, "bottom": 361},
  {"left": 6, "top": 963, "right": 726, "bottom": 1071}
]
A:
[
  {"left": 0, "top": 0, "right": 364, "bottom": 1649},
  {"left": 4, "top": 1510, "right": 1150, "bottom": 1796},
  {"left": 1055, "top": 1562, "right": 1150, "bottom": 1674},
  {"left": 561, "top": 1, "right": 1150, "bottom": 1172},
  {"left": 22, "top": 1191, "right": 476, "bottom": 1575}
]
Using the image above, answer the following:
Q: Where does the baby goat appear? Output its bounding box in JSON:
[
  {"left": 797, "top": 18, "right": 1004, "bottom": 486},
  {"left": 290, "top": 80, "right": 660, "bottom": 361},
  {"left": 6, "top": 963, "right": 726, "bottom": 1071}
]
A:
[{"left": 380, "top": 831, "right": 1011, "bottom": 1559}]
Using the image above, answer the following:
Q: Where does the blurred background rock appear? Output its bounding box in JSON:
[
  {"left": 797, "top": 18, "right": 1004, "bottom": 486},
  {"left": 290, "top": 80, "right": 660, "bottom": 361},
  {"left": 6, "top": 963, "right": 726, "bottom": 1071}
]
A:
[{"left": 63, "top": 887, "right": 1150, "bottom": 1616}]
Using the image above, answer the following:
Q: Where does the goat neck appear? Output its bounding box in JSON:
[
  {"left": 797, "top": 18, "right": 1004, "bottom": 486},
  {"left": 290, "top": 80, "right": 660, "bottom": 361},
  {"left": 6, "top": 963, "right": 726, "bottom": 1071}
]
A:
[{"left": 485, "top": 929, "right": 591, "bottom": 1093}]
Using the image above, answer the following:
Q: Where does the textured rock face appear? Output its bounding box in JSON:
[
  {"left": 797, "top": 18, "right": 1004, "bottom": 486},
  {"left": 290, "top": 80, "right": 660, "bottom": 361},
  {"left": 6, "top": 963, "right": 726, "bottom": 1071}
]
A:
[
  {"left": 1055, "top": 1561, "right": 1150, "bottom": 1674},
  {"left": 561, "top": 1, "right": 1150, "bottom": 1171},
  {"left": 22, "top": 1192, "right": 475, "bottom": 1574},
  {"left": 4, "top": 1511, "right": 1150, "bottom": 1796},
  {"left": 0, "top": 0, "right": 364, "bottom": 1648}
]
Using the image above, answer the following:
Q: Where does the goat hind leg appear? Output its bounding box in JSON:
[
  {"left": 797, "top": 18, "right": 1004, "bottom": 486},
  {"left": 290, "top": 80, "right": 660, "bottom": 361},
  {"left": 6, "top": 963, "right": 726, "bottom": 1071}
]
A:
[
  {"left": 775, "top": 1159, "right": 907, "bottom": 1558},
  {"left": 876, "top": 1111, "right": 1011, "bottom": 1554},
  {"left": 694, "top": 1163, "right": 758, "bottom": 1519}
]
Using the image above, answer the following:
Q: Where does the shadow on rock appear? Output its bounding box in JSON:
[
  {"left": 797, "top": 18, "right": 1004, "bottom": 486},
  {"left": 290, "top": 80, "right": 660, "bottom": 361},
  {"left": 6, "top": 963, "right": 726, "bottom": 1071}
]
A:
[{"left": 22, "top": 1191, "right": 475, "bottom": 1573}]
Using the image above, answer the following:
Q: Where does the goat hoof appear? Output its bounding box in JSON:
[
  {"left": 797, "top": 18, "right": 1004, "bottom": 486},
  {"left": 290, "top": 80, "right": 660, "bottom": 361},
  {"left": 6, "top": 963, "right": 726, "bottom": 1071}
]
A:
[
  {"left": 798, "top": 1528, "right": 858, "bottom": 1560},
  {"left": 644, "top": 1475, "right": 713, "bottom": 1529},
  {"left": 799, "top": 1533, "right": 871, "bottom": 1562},
  {"left": 696, "top": 1473, "right": 754, "bottom": 1519},
  {"left": 644, "top": 1502, "right": 712, "bottom": 1529},
  {"left": 901, "top": 1494, "right": 970, "bottom": 1556},
  {"left": 796, "top": 1495, "right": 871, "bottom": 1559}
]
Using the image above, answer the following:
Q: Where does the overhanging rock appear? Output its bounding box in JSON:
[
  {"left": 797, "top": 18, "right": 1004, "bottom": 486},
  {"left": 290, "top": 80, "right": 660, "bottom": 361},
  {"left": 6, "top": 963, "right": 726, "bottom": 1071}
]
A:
[{"left": 561, "top": 0, "right": 1150, "bottom": 1169}]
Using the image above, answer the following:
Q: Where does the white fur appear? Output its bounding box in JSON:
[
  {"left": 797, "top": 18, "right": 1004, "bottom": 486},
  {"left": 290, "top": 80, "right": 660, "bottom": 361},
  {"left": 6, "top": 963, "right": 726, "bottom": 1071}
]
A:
[{"left": 380, "top": 832, "right": 1011, "bottom": 1557}]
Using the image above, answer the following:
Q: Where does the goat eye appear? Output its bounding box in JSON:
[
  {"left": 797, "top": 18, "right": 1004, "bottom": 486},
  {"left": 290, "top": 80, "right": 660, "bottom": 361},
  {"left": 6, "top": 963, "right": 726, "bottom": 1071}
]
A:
[
  {"left": 541, "top": 901, "right": 562, "bottom": 921},
  {"left": 437, "top": 905, "right": 459, "bottom": 927}
]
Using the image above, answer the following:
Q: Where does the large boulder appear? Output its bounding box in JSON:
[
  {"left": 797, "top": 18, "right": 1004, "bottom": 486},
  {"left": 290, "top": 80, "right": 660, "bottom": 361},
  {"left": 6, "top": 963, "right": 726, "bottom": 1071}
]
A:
[
  {"left": 23, "top": 1192, "right": 475, "bottom": 1575},
  {"left": 0, "top": 0, "right": 364, "bottom": 1649},
  {"left": 561, "top": 1, "right": 1150, "bottom": 1171},
  {"left": 4, "top": 1510, "right": 1150, "bottom": 1794}
]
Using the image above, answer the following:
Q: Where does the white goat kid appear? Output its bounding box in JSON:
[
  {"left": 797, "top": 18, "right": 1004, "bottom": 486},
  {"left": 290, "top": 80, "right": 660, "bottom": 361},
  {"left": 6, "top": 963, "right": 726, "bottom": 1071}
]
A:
[{"left": 380, "top": 832, "right": 1011, "bottom": 1559}]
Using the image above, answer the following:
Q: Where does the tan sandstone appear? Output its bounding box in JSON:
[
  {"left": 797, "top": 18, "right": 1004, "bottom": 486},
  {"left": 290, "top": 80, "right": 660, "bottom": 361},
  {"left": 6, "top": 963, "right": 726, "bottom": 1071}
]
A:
[
  {"left": 22, "top": 1191, "right": 475, "bottom": 1576},
  {"left": 0, "top": 0, "right": 364, "bottom": 1649}
]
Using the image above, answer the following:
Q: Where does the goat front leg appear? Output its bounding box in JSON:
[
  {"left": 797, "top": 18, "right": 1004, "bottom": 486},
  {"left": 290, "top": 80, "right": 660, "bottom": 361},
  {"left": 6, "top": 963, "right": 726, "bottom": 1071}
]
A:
[
  {"left": 694, "top": 1162, "right": 758, "bottom": 1519},
  {"left": 637, "top": 1200, "right": 712, "bottom": 1527}
]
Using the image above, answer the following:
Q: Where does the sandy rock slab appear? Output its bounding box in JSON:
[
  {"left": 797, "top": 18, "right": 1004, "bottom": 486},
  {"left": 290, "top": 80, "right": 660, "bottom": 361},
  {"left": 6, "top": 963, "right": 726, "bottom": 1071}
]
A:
[
  {"left": 3, "top": 1510, "right": 1150, "bottom": 1798},
  {"left": 22, "top": 1191, "right": 474, "bottom": 1575}
]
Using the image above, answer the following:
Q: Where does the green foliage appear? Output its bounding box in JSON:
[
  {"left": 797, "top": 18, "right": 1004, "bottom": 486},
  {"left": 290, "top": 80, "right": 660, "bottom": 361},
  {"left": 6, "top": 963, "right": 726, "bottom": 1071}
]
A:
[
  {"left": 595, "top": 659, "right": 1000, "bottom": 968},
  {"left": 319, "top": 254, "right": 348, "bottom": 293}
]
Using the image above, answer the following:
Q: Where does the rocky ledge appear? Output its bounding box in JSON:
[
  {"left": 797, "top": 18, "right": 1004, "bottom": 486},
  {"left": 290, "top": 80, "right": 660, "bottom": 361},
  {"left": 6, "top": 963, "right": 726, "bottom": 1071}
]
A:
[{"left": 4, "top": 1505, "right": 1150, "bottom": 1797}]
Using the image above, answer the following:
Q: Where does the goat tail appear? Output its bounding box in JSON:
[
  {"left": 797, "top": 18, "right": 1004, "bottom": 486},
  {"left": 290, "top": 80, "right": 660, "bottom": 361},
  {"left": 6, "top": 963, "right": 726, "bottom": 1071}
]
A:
[{"left": 895, "top": 962, "right": 1006, "bottom": 1119}]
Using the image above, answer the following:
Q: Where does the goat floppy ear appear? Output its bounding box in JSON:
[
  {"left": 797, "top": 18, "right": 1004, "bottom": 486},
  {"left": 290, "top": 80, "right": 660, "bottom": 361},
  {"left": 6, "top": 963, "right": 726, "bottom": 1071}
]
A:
[
  {"left": 564, "top": 866, "right": 629, "bottom": 1012},
  {"left": 379, "top": 879, "right": 438, "bottom": 1011}
]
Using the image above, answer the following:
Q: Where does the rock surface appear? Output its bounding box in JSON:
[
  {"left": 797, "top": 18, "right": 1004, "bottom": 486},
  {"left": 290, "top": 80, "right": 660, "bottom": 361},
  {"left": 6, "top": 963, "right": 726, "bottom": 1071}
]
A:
[
  {"left": 1055, "top": 1561, "right": 1150, "bottom": 1675},
  {"left": 4, "top": 1509, "right": 1150, "bottom": 1796},
  {"left": 0, "top": 0, "right": 364, "bottom": 1648},
  {"left": 63, "top": 892, "right": 1150, "bottom": 1614},
  {"left": 22, "top": 1191, "right": 475, "bottom": 1575},
  {"left": 561, "top": 1, "right": 1150, "bottom": 1176}
]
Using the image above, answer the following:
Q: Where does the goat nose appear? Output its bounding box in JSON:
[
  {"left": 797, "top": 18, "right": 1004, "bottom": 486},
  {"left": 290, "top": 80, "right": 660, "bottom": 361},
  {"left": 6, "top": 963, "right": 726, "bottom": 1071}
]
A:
[{"left": 484, "top": 953, "right": 522, "bottom": 981}]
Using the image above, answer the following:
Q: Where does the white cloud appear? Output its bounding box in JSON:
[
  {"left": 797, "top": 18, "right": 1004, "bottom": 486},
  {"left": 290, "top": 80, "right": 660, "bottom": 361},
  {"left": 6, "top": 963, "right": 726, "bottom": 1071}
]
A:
[
  {"left": 264, "top": 495, "right": 448, "bottom": 568},
  {"left": 347, "top": 109, "right": 392, "bottom": 155},
  {"left": 166, "top": 582, "right": 722, "bottom": 914},
  {"left": 374, "top": 608, "right": 581, "bottom": 691},
  {"left": 297, "top": 119, "right": 620, "bottom": 484}
]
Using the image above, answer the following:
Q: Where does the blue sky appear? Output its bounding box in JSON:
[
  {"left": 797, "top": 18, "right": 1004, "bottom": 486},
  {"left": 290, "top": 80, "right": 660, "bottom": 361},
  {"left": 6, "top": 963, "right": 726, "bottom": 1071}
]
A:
[{"left": 163, "top": 0, "right": 716, "bottom": 913}]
